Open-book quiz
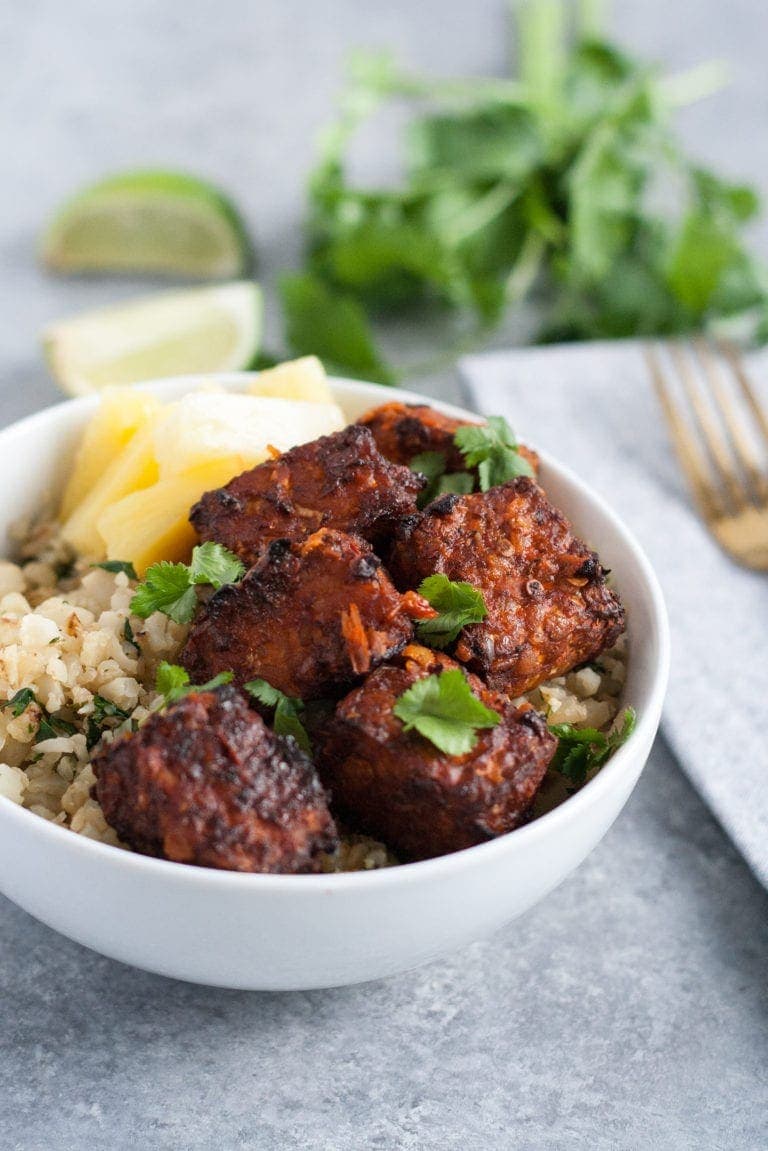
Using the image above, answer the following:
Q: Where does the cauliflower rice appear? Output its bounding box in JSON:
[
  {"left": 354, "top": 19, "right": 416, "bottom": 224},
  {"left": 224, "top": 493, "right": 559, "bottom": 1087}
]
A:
[{"left": 0, "top": 526, "right": 627, "bottom": 869}]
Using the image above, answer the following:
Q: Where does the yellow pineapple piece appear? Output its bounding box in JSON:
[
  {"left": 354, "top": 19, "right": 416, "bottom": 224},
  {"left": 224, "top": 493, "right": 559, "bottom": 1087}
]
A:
[
  {"left": 61, "top": 418, "right": 162, "bottom": 558},
  {"left": 61, "top": 389, "right": 162, "bottom": 519},
  {"left": 152, "top": 390, "right": 344, "bottom": 480},
  {"left": 96, "top": 457, "right": 248, "bottom": 575},
  {"left": 248, "top": 356, "right": 334, "bottom": 404}
]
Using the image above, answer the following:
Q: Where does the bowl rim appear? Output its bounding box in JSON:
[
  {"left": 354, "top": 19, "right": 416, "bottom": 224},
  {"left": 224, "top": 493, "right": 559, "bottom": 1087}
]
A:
[{"left": 0, "top": 372, "right": 670, "bottom": 890}]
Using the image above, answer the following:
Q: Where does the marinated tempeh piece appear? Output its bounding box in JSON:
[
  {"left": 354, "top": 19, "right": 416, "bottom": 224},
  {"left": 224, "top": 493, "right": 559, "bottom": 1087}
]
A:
[
  {"left": 182, "top": 528, "right": 433, "bottom": 700},
  {"left": 315, "top": 644, "right": 556, "bottom": 861},
  {"left": 190, "top": 424, "right": 425, "bottom": 565},
  {"left": 92, "top": 686, "right": 338, "bottom": 873},
  {"left": 388, "top": 479, "right": 625, "bottom": 696},
  {"left": 357, "top": 401, "right": 539, "bottom": 476}
]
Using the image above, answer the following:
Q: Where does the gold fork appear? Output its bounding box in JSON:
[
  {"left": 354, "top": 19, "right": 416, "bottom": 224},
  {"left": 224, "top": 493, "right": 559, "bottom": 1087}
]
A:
[{"left": 645, "top": 338, "right": 768, "bottom": 571}]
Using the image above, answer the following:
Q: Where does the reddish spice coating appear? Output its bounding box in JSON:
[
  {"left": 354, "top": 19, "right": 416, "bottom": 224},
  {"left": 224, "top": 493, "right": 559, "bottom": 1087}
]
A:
[
  {"left": 92, "top": 687, "right": 338, "bottom": 872},
  {"left": 182, "top": 528, "right": 433, "bottom": 700},
  {"left": 315, "top": 644, "right": 556, "bottom": 861},
  {"left": 388, "top": 479, "right": 625, "bottom": 696},
  {"left": 190, "top": 423, "right": 425, "bottom": 565},
  {"left": 357, "top": 401, "right": 539, "bottom": 476}
]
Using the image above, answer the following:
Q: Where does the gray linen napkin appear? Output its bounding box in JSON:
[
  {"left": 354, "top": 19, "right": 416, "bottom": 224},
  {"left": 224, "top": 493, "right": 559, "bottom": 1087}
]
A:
[{"left": 459, "top": 341, "right": 768, "bottom": 888}]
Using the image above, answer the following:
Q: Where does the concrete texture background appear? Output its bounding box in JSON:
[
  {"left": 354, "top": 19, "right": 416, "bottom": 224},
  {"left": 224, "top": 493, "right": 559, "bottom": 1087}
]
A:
[{"left": 1, "top": 2, "right": 767, "bottom": 1148}]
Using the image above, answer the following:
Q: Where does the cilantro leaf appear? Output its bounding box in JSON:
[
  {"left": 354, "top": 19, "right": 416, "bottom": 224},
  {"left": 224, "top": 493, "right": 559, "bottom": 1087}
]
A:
[
  {"left": 155, "top": 662, "right": 191, "bottom": 702},
  {"left": 123, "top": 618, "right": 140, "bottom": 654},
  {"left": 245, "top": 678, "right": 284, "bottom": 709},
  {"left": 436, "top": 472, "right": 474, "bottom": 496},
  {"left": 410, "top": 451, "right": 474, "bottom": 507},
  {"left": 131, "top": 544, "right": 243, "bottom": 624},
  {"left": 410, "top": 450, "right": 446, "bottom": 486},
  {"left": 86, "top": 693, "right": 133, "bottom": 749},
  {"left": 244, "top": 678, "right": 312, "bottom": 753},
  {"left": 189, "top": 542, "right": 245, "bottom": 590},
  {"left": 1, "top": 687, "right": 36, "bottom": 718},
  {"left": 35, "top": 714, "right": 78, "bottom": 743},
  {"left": 416, "top": 574, "right": 487, "bottom": 649},
  {"left": 92, "top": 694, "right": 132, "bottom": 724},
  {"left": 550, "top": 706, "right": 637, "bottom": 785},
  {"left": 454, "top": 416, "right": 534, "bottom": 491},
  {"left": 393, "top": 668, "right": 500, "bottom": 756},
  {"left": 93, "top": 560, "right": 138, "bottom": 580},
  {"left": 155, "top": 662, "right": 234, "bottom": 707},
  {"left": 279, "top": 272, "right": 395, "bottom": 385},
  {"left": 2, "top": 689, "right": 79, "bottom": 743},
  {"left": 131, "top": 562, "right": 198, "bottom": 624}
]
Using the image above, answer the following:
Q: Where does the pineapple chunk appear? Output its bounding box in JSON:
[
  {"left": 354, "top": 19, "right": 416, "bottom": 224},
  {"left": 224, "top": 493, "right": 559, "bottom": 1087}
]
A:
[
  {"left": 61, "top": 389, "right": 162, "bottom": 519},
  {"left": 97, "top": 458, "right": 249, "bottom": 574},
  {"left": 61, "top": 418, "right": 162, "bottom": 558},
  {"left": 152, "top": 391, "right": 345, "bottom": 480},
  {"left": 248, "top": 357, "right": 334, "bottom": 404}
]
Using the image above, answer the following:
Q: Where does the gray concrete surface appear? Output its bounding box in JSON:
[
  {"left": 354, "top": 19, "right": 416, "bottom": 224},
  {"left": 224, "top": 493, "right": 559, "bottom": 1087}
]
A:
[{"left": 1, "top": 2, "right": 767, "bottom": 1148}]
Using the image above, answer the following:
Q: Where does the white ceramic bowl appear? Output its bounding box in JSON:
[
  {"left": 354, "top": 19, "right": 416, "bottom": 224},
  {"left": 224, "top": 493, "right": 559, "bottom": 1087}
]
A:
[{"left": 0, "top": 375, "right": 669, "bottom": 989}]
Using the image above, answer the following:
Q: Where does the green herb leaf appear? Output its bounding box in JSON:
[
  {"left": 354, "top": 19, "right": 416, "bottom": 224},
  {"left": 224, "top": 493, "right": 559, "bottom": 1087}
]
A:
[
  {"left": 244, "top": 678, "right": 312, "bottom": 753},
  {"left": 410, "top": 451, "right": 474, "bottom": 506},
  {"left": 131, "top": 562, "right": 197, "bottom": 624},
  {"left": 92, "top": 694, "right": 132, "bottom": 724},
  {"left": 454, "top": 416, "right": 534, "bottom": 490},
  {"left": 194, "top": 671, "right": 236, "bottom": 694},
  {"left": 436, "top": 472, "right": 474, "bottom": 496},
  {"left": 123, "top": 618, "right": 140, "bottom": 654},
  {"left": 550, "top": 706, "right": 637, "bottom": 785},
  {"left": 189, "top": 542, "right": 245, "bottom": 590},
  {"left": 155, "top": 662, "right": 191, "bottom": 703},
  {"left": 86, "top": 693, "right": 133, "bottom": 749},
  {"left": 155, "top": 662, "right": 234, "bottom": 707},
  {"left": 393, "top": 668, "right": 500, "bottom": 756},
  {"left": 280, "top": 272, "right": 395, "bottom": 385},
  {"left": 93, "top": 560, "right": 138, "bottom": 580},
  {"left": 131, "top": 544, "right": 243, "bottom": 625},
  {"left": 35, "top": 713, "right": 78, "bottom": 743},
  {"left": 1, "top": 687, "right": 36, "bottom": 718},
  {"left": 416, "top": 574, "right": 487, "bottom": 649},
  {"left": 410, "top": 450, "right": 447, "bottom": 486}
]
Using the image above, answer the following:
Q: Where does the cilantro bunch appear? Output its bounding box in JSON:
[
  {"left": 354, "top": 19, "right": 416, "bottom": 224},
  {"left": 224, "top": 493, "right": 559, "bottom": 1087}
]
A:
[{"left": 277, "top": 1, "right": 767, "bottom": 381}]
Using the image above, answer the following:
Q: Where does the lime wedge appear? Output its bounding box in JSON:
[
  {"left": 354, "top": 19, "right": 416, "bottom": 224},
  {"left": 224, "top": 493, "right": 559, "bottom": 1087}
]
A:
[
  {"left": 43, "top": 282, "right": 262, "bottom": 396},
  {"left": 41, "top": 170, "right": 253, "bottom": 278}
]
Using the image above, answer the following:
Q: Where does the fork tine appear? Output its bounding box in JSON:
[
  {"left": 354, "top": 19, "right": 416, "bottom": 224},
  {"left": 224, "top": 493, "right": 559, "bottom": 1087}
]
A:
[
  {"left": 668, "top": 341, "right": 748, "bottom": 512},
  {"left": 644, "top": 344, "right": 727, "bottom": 522},
  {"left": 718, "top": 338, "right": 768, "bottom": 457},
  {"left": 692, "top": 337, "right": 768, "bottom": 505}
]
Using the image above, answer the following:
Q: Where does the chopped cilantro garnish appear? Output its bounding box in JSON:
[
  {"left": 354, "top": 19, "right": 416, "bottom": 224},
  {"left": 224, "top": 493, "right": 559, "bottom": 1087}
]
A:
[
  {"left": 1, "top": 687, "right": 36, "bottom": 718},
  {"left": 123, "top": 618, "right": 140, "bottom": 655},
  {"left": 154, "top": 662, "right": 234, "bottom": 707},
  {"left": 86, "top": 693, "right": 133, "bottom": 750},
  {"left": 550, "top": 707, "right": 637, "bottom": 786},
  {"left": 416, "top": 574, "right": 487, "bottom": 649},
  {"left": 454, "top": 416, "right": 534, "bottom": 491},
  {"left": 93, "top": 560, "right": 138, "bottom": 580},
  {"left": 35, "top": 714, "right": 78, "bottom": 743},
  {"left": 245, "top": 678, "right": 312, "bottom": 753},
  {"left": 410, "top": 451, "right": 474, "bottom": 507},
  {"left": 131, "top": 542, "right": 244, "bottom": 624},
  {"left": 393, "top": 668, "right": 500, "bottom": 756}
]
